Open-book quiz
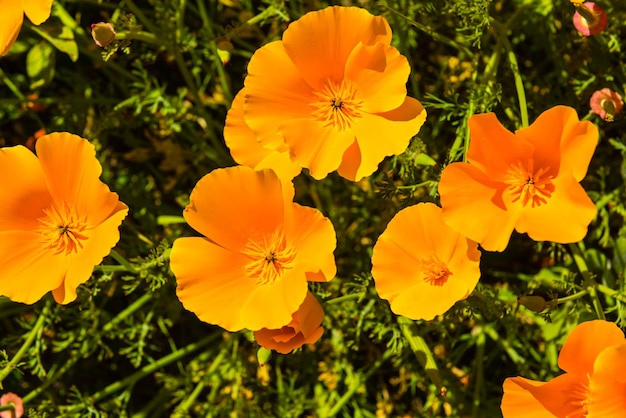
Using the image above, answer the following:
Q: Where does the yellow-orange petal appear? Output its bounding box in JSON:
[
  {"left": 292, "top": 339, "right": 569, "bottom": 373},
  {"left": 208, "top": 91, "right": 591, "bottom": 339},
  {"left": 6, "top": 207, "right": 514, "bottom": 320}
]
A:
[
  {"left": 170, "top": 237, "right": 257, "bottom": 332},
  {"left": 467, "top": 113, "right": 534, "bottom": 181},
  {"left": 344, "top": 42, "right": 409, "bottom": 113},
  {"left": 182, "top": 167, "right": 289, "bottom": 252},
  {"left": 282, "top": 6, "right": 392, "bottom": 89},
  {"left": 588, "top": 341, "right": 626, "bottom": 417},
  {"left": 0, "top": 0, "right": 24, "bottom": 56},
  {"left": 0, "top": 230, "right": 67, "bottom": 304},
  {"left": 371, "top": 203, "right": 481, "bottom": 320},
  {"left": 52, "top": 201, "right": 128, "bottom": 304},
  {"left": 36, "top": 133, "right": 120, "bottom": 226},
  {"left": 244, "top": 41, "right": 316, "bottom": 149},
  {"left": 516, "top": 106, "right": 598, "bottom": 182},
  {"left": 284, "top": 203, "right": 337, "bottom": 282},
  {"left": 253, "top": 291, "right": 325, "bottom": 354},
  {"left": 439, "top": 163, "right": 522, "bottom": 252},
  {"left": 344, "top": 97, "right": 426, "bottom": 181},
  {"left": 0, "top": 145, "right": 52, "bottom": 231},
  {"left": 514, "top": 173, "right": 597, "bottom": 244},
  {"left": 557, "top": 320, "right": 624, "bottom": 377},
  {"left": 224, "top": 90, "right": 301, "bottom": 180},
  {"left": 23, "top": 0, "right": 53, "bottom": 25},
  {"left": 501, "top": 375, "right": 580, "bottom": 417}
]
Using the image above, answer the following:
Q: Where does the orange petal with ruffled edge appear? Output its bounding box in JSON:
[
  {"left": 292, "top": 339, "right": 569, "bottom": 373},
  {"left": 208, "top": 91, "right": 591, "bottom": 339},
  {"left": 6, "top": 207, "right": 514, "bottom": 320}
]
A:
[
  {"left": 344, "top": 42, "right": 409, "bottom": 113},
  {"left": 0, "top": 145, "right": 52, "bottom": 231},
  {"left": 0, "top": 0, "right": 24, "bottom": 56},
  {"left": 283, "top": 204, "right": 336, "bottom": 282},
  {"left": 36, "top": 133, "right": 121, "bottom": 226},
  {"left": 514, "top": 173, "right": 597, "bottom": 244},
  {"left": 0, "top": 230, "right": 67, "bottom": 304},
  {"left": 466, "top": 113, "right": 534, "bottom": 181},
  {"left": 439, "top": 163, "right": 522, "bottom": 252},
  {"left": 344, "top": 97, "right": 426, "bottom": 181},
  {"left": 588, "top": 341, "right": 626, "bottom": 416},
  {"left": 281, "top": 6, "right": 392, "bottom": 89},
  {"left": 23, "top": 0, "right": 53, "bottom": 25},
  {"left": 253, "top": 291, "right": 324, "bottom": 354},
  {"left": 170, "top": 237, "right": 257, "bottom": 331},
  {"left": 501, "top": 374, "right": 582, "bottom": 417},
  {"left": 244, "top": 41, "right": 316, "bottom": 150},
  {"left": 516, "top": 106, "right": 598, "bottom": 182},
  {"left": 557, "top": 320, "right": 624, "bottom": 377},
  {"left": 182, "top": 167, "right": 290, "bottom": 252},
  {"left": 371, "top": 203, "right": 481, "bottom": 320},
  {"left": 52, "top": 201, "right": 128, "bottom": 304},
  {"left": 224, "top": 90, "right": 301, "bottom": 180}
]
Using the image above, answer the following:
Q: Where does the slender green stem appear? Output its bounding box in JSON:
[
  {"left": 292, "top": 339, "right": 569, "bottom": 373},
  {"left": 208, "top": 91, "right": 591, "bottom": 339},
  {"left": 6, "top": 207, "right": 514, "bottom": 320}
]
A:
[
  {"left": 471, "top": 332, "right": 485, "bottom": 418},
  {"left": 0, "top": 305, "right": 48, "bottom": 389},
  {"left": 124, "top": 0, "right": 161, "bottom": 35},
  {"left": 23, "top": 355, "right": 80, "bottom": 403},
  {"left": 568, "top": 243, "right": 606, "bottom": 319},
  {"left": 492, "top": 20, "right": 528, "bottom": 128},
  {"left": 115, "top": 31, "right": 161, "bottom": 44},
  {"left": 109, "top": 249, "right": 137, "bottom": 273},
  {"left": 172, "top": 349, "right": 225, "bottom": 416},
  {"left": 596, "top": 284, "right": 626, "bottom": 303},
  {"left": 103, "top": 293, "right": 154, "bottom": 332},
  {"left": 555, "top": 289, "right": 589, "bottom": 304},
  {"left": 323, "top": 293, "right": 362, "bottom": 305},
  {"left": 87, "top": 333, "right": 220, "bottom": 404}
]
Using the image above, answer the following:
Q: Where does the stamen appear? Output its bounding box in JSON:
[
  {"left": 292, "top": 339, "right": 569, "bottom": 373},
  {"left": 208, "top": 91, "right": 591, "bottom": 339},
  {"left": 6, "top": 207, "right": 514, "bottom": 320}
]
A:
[
  {"left": 242, "top": 230, "right": 296, "bottom": 285},
  {"left": 419, "top": 256, "right": 452, "bottom": 287},
  {"left": 37, "top": 203, "right": 89, "bottom": 255},
  {"left": 310, "top": 80, "right": 363, "bottom": 130},
  {"left": 504, "top": 160, "right": 555, "bottom": 207}
]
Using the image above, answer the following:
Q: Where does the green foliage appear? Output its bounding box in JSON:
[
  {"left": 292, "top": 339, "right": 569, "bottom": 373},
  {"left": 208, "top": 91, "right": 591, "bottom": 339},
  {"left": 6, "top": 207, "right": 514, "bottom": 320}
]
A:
[{"left": 1, "top": 0, "right": 626, "bottom": 417}]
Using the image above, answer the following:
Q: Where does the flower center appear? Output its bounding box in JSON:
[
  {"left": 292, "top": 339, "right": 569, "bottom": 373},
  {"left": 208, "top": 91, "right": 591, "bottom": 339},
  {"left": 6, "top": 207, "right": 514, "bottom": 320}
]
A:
[
  {"left": 310, "top": 79, "right": 363, "bottom": 131},
  {"left": 37, "top": 203, "right": 89, "bottom": 255},
  {"left": 564, "top": 377, "right": 590, "bottom": 418},
  {"left": 504, "top": 160, "right": 555, "bottom": 208},
  {"left": 242, "top": 230, "right": 296, "bottom": 285},
  {"left": 419, "top": 256, "right": 452, "bottom": 287}
]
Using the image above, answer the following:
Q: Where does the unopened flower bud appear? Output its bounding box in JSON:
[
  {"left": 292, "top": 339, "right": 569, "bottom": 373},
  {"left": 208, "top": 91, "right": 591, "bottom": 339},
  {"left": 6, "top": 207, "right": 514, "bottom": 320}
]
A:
[
  {"left": 216, "top": 39, "right": 233, "bottom": 65},
  {"left": 572, "top": 2, "right": 607, "bottom": 36},
  {"left": 91, "top": 22, "right": 116, "bottom": 48},
  {"left": 517, "top": 295, "right": 547, "bottom": 313},
  {"left": 590, "top": 88, "right": 623, "bottom": 122}
]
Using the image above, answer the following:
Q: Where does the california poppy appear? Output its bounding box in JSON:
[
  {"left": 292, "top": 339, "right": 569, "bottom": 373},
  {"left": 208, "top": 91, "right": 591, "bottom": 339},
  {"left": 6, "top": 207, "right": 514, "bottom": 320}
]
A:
[
  {"left": 371, "top": 202, "right": 481, "bottom": 320},
  {"left": 439, "top": 106, "right": 598, "bottom": 252},
  {"left": 224, "top": 90, "right": 302, "bottom": 180},
  {"left": 1, "top": 0, "right": 54, "bottom": 56},
  {"left": 241, "top": 6, "right": 426, "bottom": 181},
  {"left": 572, "top": 2, "right": 607, "bottom": 36},
  {"left": 253, "top": 291, "right": 324, "bottom": 354},
  {"left": 0, "top": 132, "right": 128, "bottom": 304},
  {"left": 589, "top": 88, "right": 623, "bottom": 122},
  {"left": 501, "top": 320, "right": 626, "bottom": 417},
  {"left": 0, "top": 392, "right": 24, "bottom": 418},
  {"left": 169, "top": 166, "right": 336, "bottom": 332}
]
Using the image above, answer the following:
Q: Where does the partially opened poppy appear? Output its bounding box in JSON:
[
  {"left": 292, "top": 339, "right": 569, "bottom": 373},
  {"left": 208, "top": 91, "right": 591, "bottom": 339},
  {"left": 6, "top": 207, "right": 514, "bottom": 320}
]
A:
[
  {"left": 0, "top": 132, "right": 128, "bottom": 304},
  {"left": 589, "top": 88, "right": 623, "bottom": 122},
  {"left": 371, "top": 202, "right": 481, "bottom": 320},
  {"left": 224, "top": 90, "right": 302, "bottom": 180},
  {"left": 439, "top": 106, "right": 598, "bottom": 252},
  {"left": 241, "top": 6, "right": 426, "bottom": 181},
  {"left": 501, "top": 320, "right": 626, "bottom": 417},
  {"left": 169, "top": 166, "right": 336, "bottom": 332},
  {"left": 0, "top": 392, "right": 24, "bottom": 418},
  {"left": 0, "top": 0, "right": 54, "bottom": 56},
  {"left": 572, "top": 2, "right": 607, "bottom": 36},
  {"left": 253, "top": 291, "right": 324, "bottom": 354}
]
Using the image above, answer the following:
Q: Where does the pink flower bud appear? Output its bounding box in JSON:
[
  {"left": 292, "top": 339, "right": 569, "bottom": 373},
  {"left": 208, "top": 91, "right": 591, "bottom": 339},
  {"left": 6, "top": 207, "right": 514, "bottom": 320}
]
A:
[
  {"left": 572, "top": 2, "right": 607, "bottom": 36},
  {"left": 590, "top": 88, "right": 623, "bottom": 121},
  {"left": 91, "top": 22, "right": 116, "bottom": 48}
]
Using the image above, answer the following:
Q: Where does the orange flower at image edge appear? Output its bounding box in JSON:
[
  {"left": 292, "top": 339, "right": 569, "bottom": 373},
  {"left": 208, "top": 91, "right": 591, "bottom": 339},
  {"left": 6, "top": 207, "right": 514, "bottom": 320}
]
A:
[
  {"left": 371, "top": 203, "right": 481, "bottom": 320},
  {"left": 169, "top": 166, "right": 336, "bottom": 332},
  {"left": 254, "top": 291, "right": 324, "bottom": 354},
  {"left": 0, "top": 0, "right": 54, "bottom": 56},
  {"left": 501, "top": 320, "right": 626, "bottom": 417},
  {"left": 0, "top": 133, "right": 128, "bottom": 304},
  {"left": 439, "top": 106, "right": 598, "bottom": 252},
  {"left": 240, "top": 6, "right": 426, "bottom": 181}
]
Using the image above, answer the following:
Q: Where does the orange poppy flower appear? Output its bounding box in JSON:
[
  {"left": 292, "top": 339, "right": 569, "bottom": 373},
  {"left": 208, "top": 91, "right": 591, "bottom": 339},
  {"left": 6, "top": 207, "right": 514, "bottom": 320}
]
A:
[
  {"left": 241, "top": 6, "right": 426, "bottom": 181},
  {"left": 1, "top": 0, "right": 54, "bottom": 56},
  {"left": 169, "top": 166, "right": 336, "bottom": 332},
  {"left": 439, "top": 106, "right": 598, "bottom": 252},
  {"left": 501, "top": 320, "right": 626, "bottom": 417},
  {"left": 371, "top": 202, "right": 481, "bottom": 320},
  {"left": 0, "top": 132, "right": 128, "bottom": 304},
  {"left": 224, "top": 90, "right": 302, "bottom": 180},
  {"left": 253, "top": 291, "right": 324, "bottom": 354}
]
